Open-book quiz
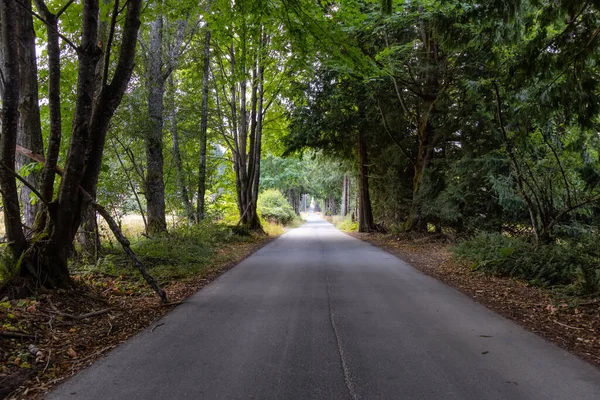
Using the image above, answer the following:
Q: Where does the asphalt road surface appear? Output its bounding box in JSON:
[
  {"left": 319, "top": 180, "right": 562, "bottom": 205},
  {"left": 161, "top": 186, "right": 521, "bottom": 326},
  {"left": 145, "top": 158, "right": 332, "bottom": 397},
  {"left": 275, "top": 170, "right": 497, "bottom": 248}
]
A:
[{"left": 49, "top": 214, "right": 600, "bottom": 399}]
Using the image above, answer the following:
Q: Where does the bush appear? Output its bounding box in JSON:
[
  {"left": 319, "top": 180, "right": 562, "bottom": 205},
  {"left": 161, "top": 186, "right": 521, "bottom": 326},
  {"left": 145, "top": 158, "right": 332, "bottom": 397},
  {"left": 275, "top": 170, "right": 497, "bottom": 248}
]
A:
[
  {"left": 257, "top": 189, "right": 297, "bottom": 225},
  {"left": 454, "top": 233, "right": 600, "bottom": 294},
  {"left": 327, "top": 215, "right": 357, "bottom": 232}
]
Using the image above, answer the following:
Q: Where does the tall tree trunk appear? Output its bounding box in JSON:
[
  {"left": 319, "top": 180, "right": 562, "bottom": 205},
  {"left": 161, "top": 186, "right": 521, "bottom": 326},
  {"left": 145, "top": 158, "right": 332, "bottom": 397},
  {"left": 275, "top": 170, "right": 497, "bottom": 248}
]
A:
[
  {"left": 405, "top": 117, "right": 434, "bottom": 232},
  {"left": 233, "top": 30, "right": 265, "bottom": 231},
  {"left": 357, "top": 125, "right": 375, "bottom": 232},
  {"left": 0, "top": 0, "right": 27, "bottom": 258},
  {"left": 197, "top": 28, "right": 211, "bottom": 223},
  {"left": 341, "top": 174, "right": 349, "bottom": 216},
  {"left": 15, "top": 0, "right": 44, "bottom": 229},
  {"left": 76, "top": 0, "right": 114, "bottom": 255},
  {"left": 168, "top": 75, "right": 194, "bottom": 223},
  {"left": 77, "top": 207, "right": 100, "bottom": 258},
  {"left": 404, "top": 13, "right": 440, "bottom": 232},
  {"left": 145, "top": 15, "right": 167, "bottom": 235},
  {"left": 329, "top": 194, "right": 337, "bottom": 216},
  {"left": 35, "top": 1, "right": 62, "bottom": 204}
]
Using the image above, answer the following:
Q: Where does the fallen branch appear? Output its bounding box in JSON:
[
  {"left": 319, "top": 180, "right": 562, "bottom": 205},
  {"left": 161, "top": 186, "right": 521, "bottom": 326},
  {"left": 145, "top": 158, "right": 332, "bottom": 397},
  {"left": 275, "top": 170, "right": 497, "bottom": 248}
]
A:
[
  {"left": 43, "top": 348, "right": 52, "bottom": 374},
  {"left": 158, "top": 301, "right": 183, "bottom": 307},
  {"left": 90, "top": 198, "right": 167, "bottom": 303},
  {"left": 551, "top": 319, "right": 582, "bottom": 330},
  {"left": 0, "top": 331, "right": 35, "bottom": 339},
  {"left": 577, "top": 301, "right": 599, "bottom": 307},
  {"left": 49, "top": 305, "right": 112, "bottom": 320}
]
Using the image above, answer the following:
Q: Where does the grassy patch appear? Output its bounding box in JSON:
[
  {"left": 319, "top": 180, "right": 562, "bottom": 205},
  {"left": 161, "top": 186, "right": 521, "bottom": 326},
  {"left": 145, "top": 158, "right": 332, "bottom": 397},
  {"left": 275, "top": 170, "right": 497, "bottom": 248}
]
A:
[
  {"left": 88, "top": 222, "right": 273, "bottom": 282},
  {"left": 326, "top": 215, "right": 358, "bottom": 232}
]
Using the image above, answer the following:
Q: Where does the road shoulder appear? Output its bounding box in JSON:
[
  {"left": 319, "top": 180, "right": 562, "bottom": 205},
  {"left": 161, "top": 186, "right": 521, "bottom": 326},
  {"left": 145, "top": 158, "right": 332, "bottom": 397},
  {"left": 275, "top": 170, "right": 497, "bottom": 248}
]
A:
[{"left": 349, "top": 232, "right": 600, "bottom": 369}]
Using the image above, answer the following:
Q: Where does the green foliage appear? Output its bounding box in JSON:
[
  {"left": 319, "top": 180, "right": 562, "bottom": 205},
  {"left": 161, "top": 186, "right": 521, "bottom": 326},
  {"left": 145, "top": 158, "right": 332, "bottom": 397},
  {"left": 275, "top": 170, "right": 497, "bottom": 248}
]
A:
[
  {"left": 454, "top": 233, "right": 600, "bottom": 295},
  {"left": 96, "top": 223, "right": 251, "bottom": 280},
  {"left": 336, "top": 216, "right": 359, "bottom": 232},
  {"left": 257, "top": 189, "right": 297, "bottom": 225}
]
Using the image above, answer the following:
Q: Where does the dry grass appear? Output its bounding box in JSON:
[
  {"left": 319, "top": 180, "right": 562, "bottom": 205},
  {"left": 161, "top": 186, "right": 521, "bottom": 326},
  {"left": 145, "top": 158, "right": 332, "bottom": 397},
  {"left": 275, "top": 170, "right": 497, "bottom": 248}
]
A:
[
  {"left": 98, "top": 214, "right": 185, "bottom": 242},
  {"left": 0, "top": 213, "right": 147, "bottom": 240}
]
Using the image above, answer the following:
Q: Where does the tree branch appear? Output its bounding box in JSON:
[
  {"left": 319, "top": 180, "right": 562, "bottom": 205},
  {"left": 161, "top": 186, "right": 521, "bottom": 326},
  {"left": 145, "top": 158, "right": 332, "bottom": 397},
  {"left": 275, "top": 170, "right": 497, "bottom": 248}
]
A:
[
  {"left": 56, "top": 0, "right": 76, "bottom": 18},
  {"left": 0, "top": 160, "right": 50, "bottom": 207},
  {"left": 22, "top": 0, "right": 79, "bottom": 53}
]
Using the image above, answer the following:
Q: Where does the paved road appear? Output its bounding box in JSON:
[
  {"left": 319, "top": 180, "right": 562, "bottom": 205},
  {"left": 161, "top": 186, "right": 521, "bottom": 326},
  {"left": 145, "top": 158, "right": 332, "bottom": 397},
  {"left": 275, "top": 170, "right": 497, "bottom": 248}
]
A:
[{"left": 49, "top": 215, "right": 600, "bottom": 399}]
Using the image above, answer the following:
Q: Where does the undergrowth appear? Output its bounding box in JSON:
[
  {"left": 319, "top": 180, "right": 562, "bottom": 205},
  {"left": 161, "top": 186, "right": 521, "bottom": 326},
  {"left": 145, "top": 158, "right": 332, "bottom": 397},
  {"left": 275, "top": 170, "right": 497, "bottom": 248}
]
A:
[
  {"left": 91, "top": 222, "right": 254, "bottom": 281},
  {"left": 327, "top": 215, "right": 358, "bottom": 232},
  {"left": 454, "top": 233, "right": 600, "bottom": 295}
]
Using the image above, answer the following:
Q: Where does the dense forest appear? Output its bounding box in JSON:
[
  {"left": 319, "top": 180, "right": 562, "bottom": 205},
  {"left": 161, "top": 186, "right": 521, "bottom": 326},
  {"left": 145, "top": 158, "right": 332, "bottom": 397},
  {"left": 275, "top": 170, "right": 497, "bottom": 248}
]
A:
[{"left": 1, "top": 0, "right": 600, "bottom": 300}]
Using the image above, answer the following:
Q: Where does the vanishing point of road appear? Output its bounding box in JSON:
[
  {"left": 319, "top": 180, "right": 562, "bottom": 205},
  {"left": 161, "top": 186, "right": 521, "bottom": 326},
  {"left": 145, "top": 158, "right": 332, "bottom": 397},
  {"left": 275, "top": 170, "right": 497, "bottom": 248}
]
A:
[{"left": 49, "top": 214, "right": 600, "bottom": 399}]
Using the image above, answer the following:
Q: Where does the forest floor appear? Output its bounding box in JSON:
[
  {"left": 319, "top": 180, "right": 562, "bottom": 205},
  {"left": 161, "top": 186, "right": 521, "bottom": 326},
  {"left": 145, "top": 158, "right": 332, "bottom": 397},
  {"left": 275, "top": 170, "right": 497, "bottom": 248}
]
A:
[
  {"left": 0, "top": 230, "right": 275, "bottom": 399},
  {"left": 350, "top": 232, "right": 600, "bottom": 370}
]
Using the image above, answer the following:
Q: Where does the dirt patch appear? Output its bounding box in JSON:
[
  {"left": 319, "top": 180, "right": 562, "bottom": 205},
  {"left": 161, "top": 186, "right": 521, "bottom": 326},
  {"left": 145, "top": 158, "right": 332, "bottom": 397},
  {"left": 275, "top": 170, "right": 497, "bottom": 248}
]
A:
[
  {"left": 0, "top": 236, "right": 272, "bottom": 399},
  {"left": 350, "top": 232, "right": 600, "bottom": 369}
]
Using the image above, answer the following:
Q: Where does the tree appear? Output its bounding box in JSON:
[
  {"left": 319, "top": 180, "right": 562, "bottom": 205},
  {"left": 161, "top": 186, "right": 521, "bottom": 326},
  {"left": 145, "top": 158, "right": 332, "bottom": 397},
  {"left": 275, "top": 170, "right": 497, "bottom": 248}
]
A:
[
  {"left": 210, "top": 0, "right": 290, "bottom": 230},
  {"left": 196, "top": 9, "right": 211, "bottom": 223},
  {"left": 0, "top": 0, "right": 27, "bottom": 258},
  {"left": 140, "top": 3, "right": 191, "bottom": 234},
  {"left": 1, "top": 0, "right": 145, "bottom": 288},
  {"left": 16, "top": 0, "right": 44, "bottom": 229}
]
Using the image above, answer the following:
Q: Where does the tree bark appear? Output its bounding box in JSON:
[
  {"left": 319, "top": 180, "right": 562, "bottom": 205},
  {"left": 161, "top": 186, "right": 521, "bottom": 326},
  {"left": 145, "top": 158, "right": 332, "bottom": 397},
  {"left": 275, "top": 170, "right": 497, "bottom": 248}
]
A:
[
  {"left": 341, "top": 174, "right": 349, "bottom": 216},
  {"left": 168, "top": 75, "right": 194, "bottom": 223},
  {"left": 357, "top": 122, "right": 375, "bottom": 232},
  {"left": 229, "top": 29, "right": 266, "bottom": 231},
  {"left": 405, "top": 116, "right": 434, "bottom": 232},
  {"left": 329, "top": 194, "right": 337, "bottom": 215},
  {"left": 144, "top": 15, "right": 167, "bottom": 235},
  {"left": 0, "top": 0, "right": 27, "bottom": 258},
  {"left": 15, "top": 0, "right": 44, "bottom": 228},
  {"left": 404, "top": 13, "right": 441, "bottom": 232},
  {"left": 197, "top": 27, "right": 211, "bottom": 223},
  {"left": 34, "top": 1, "right": 62, "bottom": 203},
  {"left": 246, "top": 30, "right": 267, "bottom": 230}
]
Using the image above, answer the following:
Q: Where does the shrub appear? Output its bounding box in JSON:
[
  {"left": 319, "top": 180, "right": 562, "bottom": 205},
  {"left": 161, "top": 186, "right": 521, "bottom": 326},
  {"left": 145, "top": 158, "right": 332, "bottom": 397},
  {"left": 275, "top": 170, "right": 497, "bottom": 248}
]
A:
[
  {"left": 454, "top": 232, "right": 600, "bottom": 294},
  {"left": 257, "top": 189, "right": 297, "bottom": 225}
]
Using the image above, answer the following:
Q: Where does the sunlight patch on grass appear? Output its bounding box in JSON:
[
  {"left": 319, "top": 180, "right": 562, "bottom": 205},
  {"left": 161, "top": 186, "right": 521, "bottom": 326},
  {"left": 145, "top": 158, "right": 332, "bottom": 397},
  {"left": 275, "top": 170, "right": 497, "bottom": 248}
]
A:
[{"left": 326, "top": 215, "right": 358, "bottom": 232}]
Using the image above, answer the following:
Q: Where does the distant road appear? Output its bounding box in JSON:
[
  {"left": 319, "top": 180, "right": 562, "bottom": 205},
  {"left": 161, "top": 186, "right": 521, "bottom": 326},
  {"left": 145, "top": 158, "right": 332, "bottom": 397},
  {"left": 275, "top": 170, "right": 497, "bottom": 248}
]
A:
[{"left": 49, "top": 214, "right": 600, "bottom": 399}]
